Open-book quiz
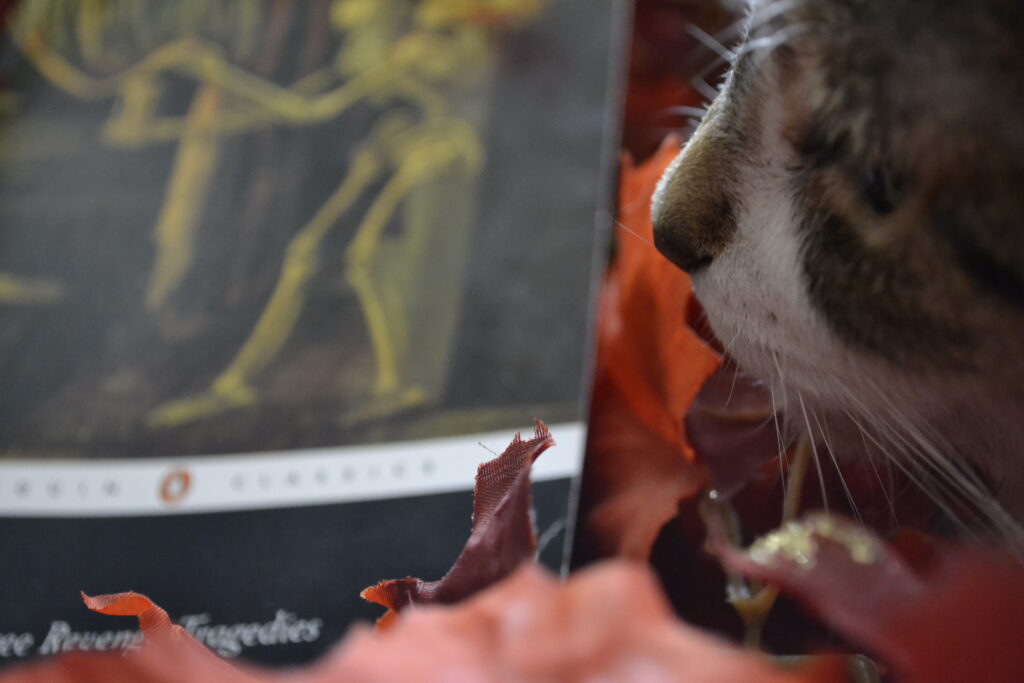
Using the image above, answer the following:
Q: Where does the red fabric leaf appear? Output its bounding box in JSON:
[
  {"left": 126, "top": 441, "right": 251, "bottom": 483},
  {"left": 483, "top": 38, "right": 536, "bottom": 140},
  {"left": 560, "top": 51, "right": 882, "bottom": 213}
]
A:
[
  {"left": 0, "top": 593, "right": 259, "bottom": 683},
  {"left": 714, "top": 514, "right": 1024, "bottom": 683},
  {"left": 361, "top": 420, "right": 555, "bottom": 618},
  {"left": 685, "top": 360, "right": 780, "bottom": 500},
  {"left": 327, "top": 562, "right": 841, "bottom": 682},
  {"left": 1, "top": 562, "right": 843, "bottom": 683},
  {"left": 577, "top": 137, "right": 721, "bottom": 561},
  {"left": 80, "top": 592, "right": 183, "bottom": 640},
  {"left": 0, "top": 643, "right": 261, "bottom": 683}
]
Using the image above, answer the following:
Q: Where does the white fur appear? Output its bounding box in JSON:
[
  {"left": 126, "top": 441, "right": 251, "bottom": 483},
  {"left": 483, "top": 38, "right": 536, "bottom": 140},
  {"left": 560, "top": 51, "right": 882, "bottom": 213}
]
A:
[{"left": 654, "top": 50, "right": 1024, "bottom": 548}]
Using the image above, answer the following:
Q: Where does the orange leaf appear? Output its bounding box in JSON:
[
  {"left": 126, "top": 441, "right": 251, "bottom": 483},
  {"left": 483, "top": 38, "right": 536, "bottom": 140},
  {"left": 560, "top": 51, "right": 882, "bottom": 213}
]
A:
[
  {"left": 327, "top": 562, "right": 841, "bottom": 682},
  {"left": 1, "top": 594, "right": 260, "bottom": 683},
  {"left": 578, "top": 136, "right": 721, "bottom": 560},
  {"left": 604, "top": 136, "right": 721, "bottom": 455},
  {"left": 80, "top": 591, "right": 182, "bottom": 639},
  {"left": 3, "top": 563, "right": 841, "bottom": 682}
]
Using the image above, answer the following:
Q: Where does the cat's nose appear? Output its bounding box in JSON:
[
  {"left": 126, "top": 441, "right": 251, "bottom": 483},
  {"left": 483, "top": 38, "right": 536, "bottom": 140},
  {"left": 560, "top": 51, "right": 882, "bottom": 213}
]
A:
[
  {"left": 651, "top": 128, "right": 736, "bottom": 274},
  {"left": 652, "top": 179, "right": 728, "bottom": 273},
  {"left": 653, "top": 215, "right": 714, "bottom": 272}
]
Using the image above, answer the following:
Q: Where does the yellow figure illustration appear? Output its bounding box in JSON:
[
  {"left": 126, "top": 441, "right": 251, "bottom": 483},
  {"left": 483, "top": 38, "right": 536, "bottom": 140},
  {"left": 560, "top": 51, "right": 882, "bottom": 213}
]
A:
[
  {"left": 8, "top": 0, "right": 545, "bottom": 428},
  {"left": 0, "top": 274, "right": 64, "bottom": 305}
]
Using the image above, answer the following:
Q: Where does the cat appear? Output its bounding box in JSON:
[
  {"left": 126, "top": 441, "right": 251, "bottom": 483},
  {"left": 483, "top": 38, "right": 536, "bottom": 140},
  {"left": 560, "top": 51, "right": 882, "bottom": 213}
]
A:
[{"left": 651, "top": 0, "right": 1024, "bottom": 547}]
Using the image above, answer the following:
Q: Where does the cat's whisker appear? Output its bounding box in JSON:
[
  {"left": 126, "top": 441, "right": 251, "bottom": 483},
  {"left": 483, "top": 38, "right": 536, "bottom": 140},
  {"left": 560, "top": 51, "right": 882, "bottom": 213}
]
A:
[
  {"left": 720, "top": 329, "right": 744, "bottom": 360},
  {"left": 762, "top": 352, "right": 796, "bottom": 515},
  {"left": 651, "top": 124, "right": 700, "bottom": 140},
  {"left": 712, "top": 15, "right": 747, "bottom": 47},
  {"left": 880, "top": 410, "right": 1024, "bottom": 547},
  {"left": 814, "top": 408, "right": 862, "bottom": 522},
  {"left": 885, "top": 445, "right": 979, "bottom": 536},
  {"left": 653, "top": 124, "right": 702, "bottom": 140},
  {"left": 885, "top": 439, "right": 991, "bottom": 534},
  {"left": 766, "top": 378, "right": 790, "bottom": 506},
  {"left": 832, "top": 379, "right": 1018, "bottom": 542},
  {"left": 747, "top": 0, "right": 805, "bottom": 31},
  {"left": 839, "top": 397, "right": 979, "bottom": 537},
  {"left": 725, "top": 358, "right": 742, "bottom": 407},
  {"left": 685, "top": 23, "right": 735, "bottom": 63},
  {"left": 769, "top": 349, "right": 793, "bottom": 420},
  {"left": 661, "top": 105, "right": 710, "bottom": 121},
  {"left": 834, "top": 383, "right": 959, "bottom": 494},
  {"left": 796, "top": 393, "right": 830, "bottom": 513},
  {"left": 679, "top": 28, "right": 740, "bottom": 106},
  {"left": 858, "top": 382, "right": 1001, "bottom": 517},
  {"left": 690, "top": 75, "right": 720, "bottom": 102},
  {"left": 678, "top": 20, "right": 737, "bottom": 86},
  {"left": 651, "top": 110, "right": 706, "bottom": 141},
  {"left": 737, "top": 22, "right": 809, "bottom": 58},
  {"left": 693, "top": 52, "right": 731, "bottom": 87},
  {"left": 613, "top": 220, "right": 655, "bottom": 249},
  {"left": 848, "top": 409, "right": 900, "bottom": 526}
]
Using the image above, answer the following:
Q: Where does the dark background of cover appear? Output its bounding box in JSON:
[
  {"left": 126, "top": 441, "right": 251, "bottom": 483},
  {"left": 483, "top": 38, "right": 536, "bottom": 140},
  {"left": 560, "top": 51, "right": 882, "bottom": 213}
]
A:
[
  {"left": 0, "top": 0, "right": 623, "bottom": 457},
  {"left": 0, "top": 479, "right": 571, "bottom": 667},
  {"left": 0, "top": 0, "right": 626, "bottom": 670}
]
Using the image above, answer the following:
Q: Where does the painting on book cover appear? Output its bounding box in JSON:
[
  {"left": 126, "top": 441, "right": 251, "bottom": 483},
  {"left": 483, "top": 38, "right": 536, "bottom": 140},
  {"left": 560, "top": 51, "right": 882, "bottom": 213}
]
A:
[{"left": 0, "top": 0, "right": 614, "bottom": 459}]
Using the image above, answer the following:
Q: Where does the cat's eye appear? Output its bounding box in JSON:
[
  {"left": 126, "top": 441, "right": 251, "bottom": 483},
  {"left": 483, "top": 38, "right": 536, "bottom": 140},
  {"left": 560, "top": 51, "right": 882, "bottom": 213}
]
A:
[{"left": 862, "top": 166, "right": 901, "bottom": 215}]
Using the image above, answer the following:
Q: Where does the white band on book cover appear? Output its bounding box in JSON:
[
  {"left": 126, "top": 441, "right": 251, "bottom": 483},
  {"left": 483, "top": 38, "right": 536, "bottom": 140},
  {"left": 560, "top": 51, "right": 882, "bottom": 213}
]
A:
[{"left": 0, "top": 422, "right": 585, "bottom": 517}]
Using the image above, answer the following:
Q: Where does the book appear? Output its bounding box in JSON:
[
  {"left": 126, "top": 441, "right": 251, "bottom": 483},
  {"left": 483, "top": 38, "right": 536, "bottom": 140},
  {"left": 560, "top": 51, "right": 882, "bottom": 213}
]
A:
[{"left": 0, "top": 0, "right": 627, "bottom": 667}]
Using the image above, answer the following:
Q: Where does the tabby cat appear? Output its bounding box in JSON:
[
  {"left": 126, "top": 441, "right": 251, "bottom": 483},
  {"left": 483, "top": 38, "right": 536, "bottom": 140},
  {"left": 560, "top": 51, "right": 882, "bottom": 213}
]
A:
[{"left": 652, "top": 0, "right": 1024, "bottom": 545}]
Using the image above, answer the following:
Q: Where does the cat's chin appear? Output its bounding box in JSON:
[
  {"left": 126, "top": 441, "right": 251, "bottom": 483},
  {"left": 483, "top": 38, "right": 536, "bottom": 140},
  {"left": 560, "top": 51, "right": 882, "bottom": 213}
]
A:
[{"left": 692, "top": 283, "right": 1024, "bottom": 550}]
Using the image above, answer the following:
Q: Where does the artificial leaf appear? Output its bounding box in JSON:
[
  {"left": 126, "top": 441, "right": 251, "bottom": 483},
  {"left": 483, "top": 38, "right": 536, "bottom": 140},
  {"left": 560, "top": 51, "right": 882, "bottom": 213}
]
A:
[
  {"left": 603, "top": 136, "right": 721, "bottom": 452},
  {"left": 0, "top": 639, "right": 262, "bottom": 683},
  {"left": 1, "top": 592, "right": 258, "bottom": 683},
  {"left": 714, "top": 514, "right": 1024, "bottom": 683},
  {"left": 576, "top": 137, "right": 720, "bottom": 561},
  {"left": 685, "top": 360, "right": 780, "bottom": 500},
  {"left": 322, "top": 562, "right": 841, "bottom": 682},
  {"left": 80, "top": 592, "right": 188, "bottom": 641},
  {"left": 361, "top": 419, "right": 555, "bottom": 620},
  {"left": 0, "top": 562, "right": 842, "bottom": 683},
  {"left": 581, "top": 372, "right": 708, "bottom": 561}
]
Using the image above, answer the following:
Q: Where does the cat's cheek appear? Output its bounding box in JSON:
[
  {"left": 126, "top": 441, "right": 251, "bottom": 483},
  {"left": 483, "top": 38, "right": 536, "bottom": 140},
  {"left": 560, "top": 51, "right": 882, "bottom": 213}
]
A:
[
  {"left": 689, "top": 241, "right": 837, "bottom": 401},
  {"left": 686, "top": 264, "right": 748, "bottom": 361}
]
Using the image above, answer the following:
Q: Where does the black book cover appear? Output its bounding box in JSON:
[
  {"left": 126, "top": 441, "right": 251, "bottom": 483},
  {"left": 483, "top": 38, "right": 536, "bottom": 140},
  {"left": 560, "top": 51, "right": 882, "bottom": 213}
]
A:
[{"left": 0, "top": 0, "right": 627, "bottom": 667}]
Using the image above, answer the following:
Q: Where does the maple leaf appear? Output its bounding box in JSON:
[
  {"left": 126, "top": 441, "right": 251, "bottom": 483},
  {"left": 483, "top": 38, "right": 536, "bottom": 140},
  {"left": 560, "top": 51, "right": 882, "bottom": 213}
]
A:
[
  {"left": 330, "top": 562, "right": 841, "bottom": 682},
  {"left": 1, "top": 562, "right": 845, "bottom": 683},
  {"left": 603, "top": 137, "right": 721, "bottom": 453},
  {"left": 79, "top": 592, "right": 191, "bottom": 641},
  {"left": 577, "top": 137, "right": 721, "bottom": 561},
  {"left": 360, "top": 419, "right": 555, "bottom": 622},
  {"left": 714, "top": 514, "right": 1024, "bottom": 683},
  {"left": 1, "top": 592, "right": 258, "bottom": 683},
  {"left": 685, "top": 359, "right": 780, "bottom": 500}
]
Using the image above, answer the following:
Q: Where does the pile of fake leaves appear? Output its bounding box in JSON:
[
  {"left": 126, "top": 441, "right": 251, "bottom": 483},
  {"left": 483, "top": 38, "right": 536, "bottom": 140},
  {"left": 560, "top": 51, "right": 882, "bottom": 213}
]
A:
[{"left": 6, "top": 2, "right": 1024, "bottom": 681}]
